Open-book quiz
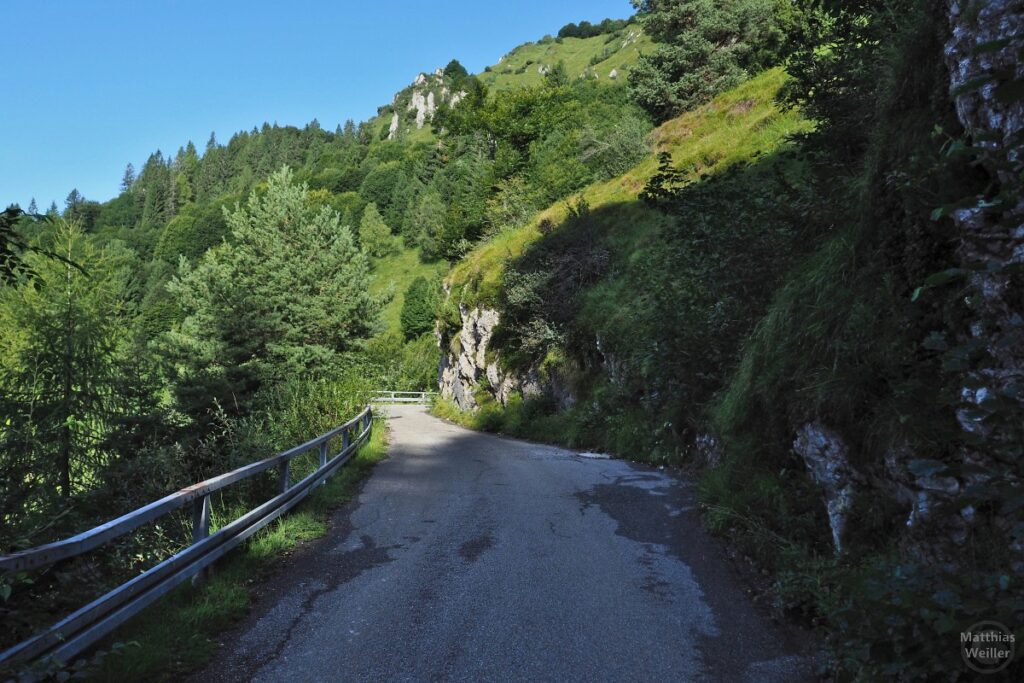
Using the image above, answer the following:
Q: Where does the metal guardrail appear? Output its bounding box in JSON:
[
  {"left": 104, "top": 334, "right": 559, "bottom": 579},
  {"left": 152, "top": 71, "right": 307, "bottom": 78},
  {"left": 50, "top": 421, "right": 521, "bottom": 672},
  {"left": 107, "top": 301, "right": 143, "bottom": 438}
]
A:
[
  {"left": 0, "top": 405, "right": 374, "bottom": 669},
  {"left": 370, "top": 391, "right": 437, "bottom": 405}
]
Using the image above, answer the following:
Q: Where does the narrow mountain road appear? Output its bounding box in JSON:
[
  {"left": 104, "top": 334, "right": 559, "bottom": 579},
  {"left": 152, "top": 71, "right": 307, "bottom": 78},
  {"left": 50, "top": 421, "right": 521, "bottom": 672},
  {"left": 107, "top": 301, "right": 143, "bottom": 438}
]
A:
[{"left": 199, "top": 405, "right": 816, "bottom": 682}]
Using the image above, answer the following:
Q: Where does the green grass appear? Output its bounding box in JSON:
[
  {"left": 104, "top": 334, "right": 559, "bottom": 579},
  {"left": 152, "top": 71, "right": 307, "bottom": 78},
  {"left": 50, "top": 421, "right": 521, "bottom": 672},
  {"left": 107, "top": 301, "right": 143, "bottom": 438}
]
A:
[
  {"left": 448, "top": 67, "right": 810, "bottom": 307},
  {"left": 369, "top": 247, "right": 446, "bottom": 337},
  {"left": 86, "top": 425, "right": 390, "bottom": 682},
  {"left": 479, "top": 29, "right": 655, "bottom": 92}
]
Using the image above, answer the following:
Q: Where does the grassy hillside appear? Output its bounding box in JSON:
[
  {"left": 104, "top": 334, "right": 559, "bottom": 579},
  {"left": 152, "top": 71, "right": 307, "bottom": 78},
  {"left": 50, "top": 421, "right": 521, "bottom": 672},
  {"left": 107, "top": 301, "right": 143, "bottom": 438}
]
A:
[
  {"left": 367, "top": 26, "right": 653, "bottom": 144},
  {"left": 368, "top": 247, "right": 446, "bottom": 336},
  {"left": 448, "top": 67, "right": 809, "bottom": 306},
  {"left": 479, "top": 28, "right": 654, "bottom": 92}
]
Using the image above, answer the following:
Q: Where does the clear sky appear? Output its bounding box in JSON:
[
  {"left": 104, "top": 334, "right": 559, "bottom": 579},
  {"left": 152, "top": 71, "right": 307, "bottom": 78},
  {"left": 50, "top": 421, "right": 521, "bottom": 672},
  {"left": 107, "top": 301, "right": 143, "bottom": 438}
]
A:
[{"left": 2, "top": 0, "right": 633, "bottom": 211}]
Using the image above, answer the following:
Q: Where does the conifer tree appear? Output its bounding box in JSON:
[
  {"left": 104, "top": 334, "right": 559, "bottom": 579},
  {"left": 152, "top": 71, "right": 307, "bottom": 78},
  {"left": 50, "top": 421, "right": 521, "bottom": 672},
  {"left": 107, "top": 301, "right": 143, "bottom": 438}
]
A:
[
  {"left": 164, "top": 167, "right": 380, "bottom": 416},
  {"left": 121, "top": 163, "right": 136, "bottom": 192},
  {"left": 0, "top": 221, "right": 132, "bottom": 498},
  {"left": 400, "top": 276, "right": 438, "bottom": 339},
  {"left": 64, "top": 189, "right": 83, "bottom": 215}
]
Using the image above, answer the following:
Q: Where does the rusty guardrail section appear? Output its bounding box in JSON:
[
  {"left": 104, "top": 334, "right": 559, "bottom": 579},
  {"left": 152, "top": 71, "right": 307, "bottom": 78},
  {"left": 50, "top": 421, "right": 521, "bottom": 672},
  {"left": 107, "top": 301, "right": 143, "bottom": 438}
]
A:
[{"left": 0, "top": 405, "right": 374, "bottom": 668}]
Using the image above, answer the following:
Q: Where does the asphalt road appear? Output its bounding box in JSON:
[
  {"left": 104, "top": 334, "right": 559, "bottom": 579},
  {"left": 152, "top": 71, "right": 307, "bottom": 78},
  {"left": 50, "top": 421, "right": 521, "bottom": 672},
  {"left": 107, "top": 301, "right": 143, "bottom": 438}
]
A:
[{"left": 200, "top": 405, "right": 815, "bottom": 682}]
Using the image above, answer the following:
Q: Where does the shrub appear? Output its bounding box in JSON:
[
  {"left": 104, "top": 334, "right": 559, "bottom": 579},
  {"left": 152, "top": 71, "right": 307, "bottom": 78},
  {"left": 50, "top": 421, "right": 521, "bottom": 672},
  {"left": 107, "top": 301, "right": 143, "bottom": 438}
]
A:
[
  {"left": 579, "top": 115, "right": 652, "bottom": 179},
  {"left": 358, "top": 203, "right": 398, "bottom": 257}
]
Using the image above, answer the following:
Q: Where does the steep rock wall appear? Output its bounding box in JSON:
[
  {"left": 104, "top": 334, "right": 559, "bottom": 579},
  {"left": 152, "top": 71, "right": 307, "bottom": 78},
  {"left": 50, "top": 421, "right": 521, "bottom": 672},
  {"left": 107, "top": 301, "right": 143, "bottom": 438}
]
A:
[{"left": 437, "top": 306, "right": 542, "bottom": 410}]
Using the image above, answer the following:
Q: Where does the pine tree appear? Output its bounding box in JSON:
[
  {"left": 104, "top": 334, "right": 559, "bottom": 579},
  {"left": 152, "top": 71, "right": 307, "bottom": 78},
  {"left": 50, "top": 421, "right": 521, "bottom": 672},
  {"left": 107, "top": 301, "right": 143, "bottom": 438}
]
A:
[
  {"left": 163, "top": 166, "right": 381, "bottom": 416},
  {"left": 27, "top": 198, "right": 37, "bottom": 214},
  {"left": 47, "top": 201, "right": 59, "bottom": 216}
]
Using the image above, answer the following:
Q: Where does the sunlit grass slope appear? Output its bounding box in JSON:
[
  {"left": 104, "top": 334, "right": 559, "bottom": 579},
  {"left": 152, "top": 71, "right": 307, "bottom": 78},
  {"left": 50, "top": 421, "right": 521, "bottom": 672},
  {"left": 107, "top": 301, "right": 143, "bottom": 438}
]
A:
[
  {"left": 448, "top": 68, "right": 810, "bottom": 306},
  {"left": 369, "top": 247, "right": 446, "bottom": 336},
  {"left": 479, "top": 29, "right": 655, "bottom": 91}
]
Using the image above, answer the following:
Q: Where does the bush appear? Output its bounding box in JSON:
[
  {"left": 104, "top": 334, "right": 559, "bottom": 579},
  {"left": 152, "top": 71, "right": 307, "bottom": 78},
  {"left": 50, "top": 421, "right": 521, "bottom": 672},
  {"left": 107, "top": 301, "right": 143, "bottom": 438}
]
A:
[
  {"left": 579, "top": 115, "right": 652, "bottom": 179},
  {"left": 358, "top": 203, "right": 398, "bottom": 257}
]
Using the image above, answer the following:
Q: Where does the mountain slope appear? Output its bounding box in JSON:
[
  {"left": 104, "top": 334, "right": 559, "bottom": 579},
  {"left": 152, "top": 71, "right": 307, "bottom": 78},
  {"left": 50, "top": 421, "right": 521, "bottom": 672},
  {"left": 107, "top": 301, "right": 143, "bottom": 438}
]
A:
[
  {"left": 367, "top": 25, "right": 653, "bottom": 143},
  {"left": 480, "top": 27, "right": 653, "bottom": 92},
  {"left": 447, "top": 67, "right": 807, "bottom": 307}
]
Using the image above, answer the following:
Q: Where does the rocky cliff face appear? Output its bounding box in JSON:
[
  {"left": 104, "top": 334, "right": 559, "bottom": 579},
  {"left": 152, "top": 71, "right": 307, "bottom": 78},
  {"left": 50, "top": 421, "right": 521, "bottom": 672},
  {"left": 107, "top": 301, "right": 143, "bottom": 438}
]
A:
[
  {"left": 944, "top": 0, "right": 1024, "bottom": 429},
  {"left": 386, "top": 70, "right": 467, "bottom": 140},
  {"left": 437, "top": 305, "right": 543, "bottom": 410}
]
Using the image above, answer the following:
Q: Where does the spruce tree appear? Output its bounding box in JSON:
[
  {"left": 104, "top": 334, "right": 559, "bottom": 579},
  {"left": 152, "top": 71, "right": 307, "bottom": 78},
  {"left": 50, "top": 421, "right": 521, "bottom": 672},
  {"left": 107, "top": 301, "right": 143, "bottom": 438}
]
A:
[
  {"left": 64, "top": 189, "right": 83, "bottom": 215},
  {"left": 27, "top": 198, "right": 37, "bottom": 214},
  {"left": 400, "top": 276, "right": 438, "bottom": 339},
  {"left": 121, "top": 163, "right": 136, "bottom": 192},
  {"left": 409, "top": 189, "right": 446, "bottom": 259}
]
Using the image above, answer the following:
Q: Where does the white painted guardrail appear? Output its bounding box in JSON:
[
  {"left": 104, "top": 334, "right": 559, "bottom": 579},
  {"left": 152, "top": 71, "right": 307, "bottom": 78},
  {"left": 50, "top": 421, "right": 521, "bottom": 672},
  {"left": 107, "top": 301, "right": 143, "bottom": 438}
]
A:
[{"left": 370, "top": 391, "right": 436, "bottom": 405}]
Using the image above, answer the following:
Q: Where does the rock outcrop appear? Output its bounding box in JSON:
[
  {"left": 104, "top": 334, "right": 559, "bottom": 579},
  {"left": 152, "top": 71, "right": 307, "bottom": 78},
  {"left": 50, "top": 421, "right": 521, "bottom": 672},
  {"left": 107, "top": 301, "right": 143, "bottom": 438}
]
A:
[
  {"left": 437, "top": 305, "right": 542, "bottom": 410},
  {"left": 793, "top": 424, "right": 859, "bottom": 554},
  {"left": 939, "top": 0, "right": 1024, "bottom": 562},
  {"left": 387, "top": 70, "right": 469, "bottom": 139}
]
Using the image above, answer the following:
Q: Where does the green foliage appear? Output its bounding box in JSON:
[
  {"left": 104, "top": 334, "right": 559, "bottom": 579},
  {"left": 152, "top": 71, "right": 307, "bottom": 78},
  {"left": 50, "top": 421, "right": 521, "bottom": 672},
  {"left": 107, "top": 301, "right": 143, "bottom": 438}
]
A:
[
  {"left": 0, "top": 220, "right": 137, "bottom": 518},
  {"left": 358, "top": 202, "right": 397, "bottom": 257},
  {"left": 0, "top": 208, "right": 51, "bottom": 285},
  {"left": 557, "top": 18, "right": 632, "bottom": 40},
  {"left": 628, "top": 0, "right": 798, "bottom": 121},
  {"left": 579, "top": 114, "right": 652, "bottom": 179},
  {"left": 405, "top": 188, "right": 445, "bottom": 256},
  {"left": 399, "top": 275, "right": 439, "bottom": 340},
  {"left": 703, "top": 3, "right": 1023, "bottom": 678},
  {"left": 359, "top": 161, "right": 407, "bottom": 228},
  {"left": 364, "top": 331, "right": 438, "bottom": 390},
  {"left": 484, "top": 175, "right": 536, "bottom": 234},
  {"left": 153, "top": 198, "right": 231, "bottom": 264},
  {"left": 163, "top": 167, "right": 380, "bottom": 418}
]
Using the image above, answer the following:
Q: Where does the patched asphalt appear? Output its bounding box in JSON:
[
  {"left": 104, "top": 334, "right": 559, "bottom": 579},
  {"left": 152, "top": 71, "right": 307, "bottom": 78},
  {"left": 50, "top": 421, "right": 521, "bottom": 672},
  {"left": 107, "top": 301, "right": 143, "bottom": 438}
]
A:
[{"left": 198, "top": 405, "right": 816, "bottom": 682}]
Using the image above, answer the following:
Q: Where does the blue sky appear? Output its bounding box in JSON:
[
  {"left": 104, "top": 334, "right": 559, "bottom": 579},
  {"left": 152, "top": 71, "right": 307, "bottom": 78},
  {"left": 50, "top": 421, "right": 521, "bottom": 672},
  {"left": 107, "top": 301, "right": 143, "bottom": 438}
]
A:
[{"left": 1, "top": 0, "right": 632, "bottom": 211}]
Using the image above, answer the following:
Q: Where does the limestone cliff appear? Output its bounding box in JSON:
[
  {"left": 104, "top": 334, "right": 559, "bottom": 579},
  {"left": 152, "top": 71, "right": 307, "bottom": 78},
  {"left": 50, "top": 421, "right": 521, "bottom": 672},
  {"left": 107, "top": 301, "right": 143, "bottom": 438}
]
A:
[
  {"left": 436, "top": 305, "right": 543, "bottom": 410},
  {"left": 384, "top": 70, "right": 467, "bottom": 140}
]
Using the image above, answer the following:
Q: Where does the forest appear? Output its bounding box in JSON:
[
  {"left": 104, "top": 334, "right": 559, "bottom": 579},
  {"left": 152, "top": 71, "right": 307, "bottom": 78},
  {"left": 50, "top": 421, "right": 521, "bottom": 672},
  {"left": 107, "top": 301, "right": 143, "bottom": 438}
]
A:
[{"left": 2, "top": 0, "right": 1022, "bottom": 680}]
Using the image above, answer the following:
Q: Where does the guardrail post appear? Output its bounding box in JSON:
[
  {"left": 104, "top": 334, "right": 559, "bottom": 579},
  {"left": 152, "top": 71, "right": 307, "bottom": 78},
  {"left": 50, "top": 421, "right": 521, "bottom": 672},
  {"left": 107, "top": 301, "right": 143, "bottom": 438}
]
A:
[
  {"left": 278, "top": 460, "right": 290, "bottom": 494},
  {"left": 342, "top": 428, "right": 350, "bottom": 454},
  {"left": 318, "top": 442, "right": 328, "bottom": 487},
  {"left": 191, "top": 494, "right": 211, "bottom": 586}
]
